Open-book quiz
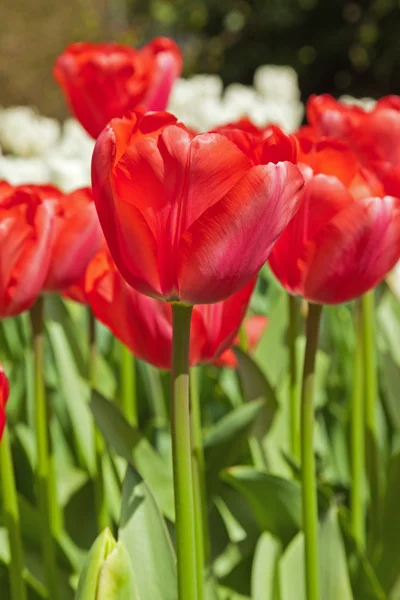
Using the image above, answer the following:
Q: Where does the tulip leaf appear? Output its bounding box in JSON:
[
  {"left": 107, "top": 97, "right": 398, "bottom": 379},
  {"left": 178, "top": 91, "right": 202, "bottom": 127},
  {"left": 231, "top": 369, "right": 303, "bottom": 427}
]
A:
[
  {"left": 221, "top": 466, "right": 301, "bottom": 546},
  {"left": 203, "top": 399, "right": 265, "bottom": 493},
  {"left": 319, "top": 508, "right": 353, "bottom": 600},
  {"left": 375, "top": 452, "right": 400, "bottom": 594},
  {"left": 97, "top": 540, "right": 138, "bottom": 600},
  {"left": 234, "top": 347, "right": 278, "bottom": 432},
  {"left": 119, "top": 466, "right": 177, "bottom": 600},
  {"left": 279, "top": 532, "right": 305, "bottom": 600},
  {"left": 75, "top": 528, "right": 117, "bottom": 599},
  {"left": 251, "top": 532, "right": 282, "bottom": 600},
  {"left": 90, "top": 392, "right": 175, "bottom": 521},
  {"left": 46, "top": 318, "right": 96, "bottom": 476}
]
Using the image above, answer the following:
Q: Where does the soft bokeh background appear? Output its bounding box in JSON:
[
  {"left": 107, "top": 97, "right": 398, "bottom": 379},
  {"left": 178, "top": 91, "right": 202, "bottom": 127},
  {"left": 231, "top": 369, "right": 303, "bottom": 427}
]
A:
[{"left": 1, "top": 0, "right": 400, "bottom": 119}]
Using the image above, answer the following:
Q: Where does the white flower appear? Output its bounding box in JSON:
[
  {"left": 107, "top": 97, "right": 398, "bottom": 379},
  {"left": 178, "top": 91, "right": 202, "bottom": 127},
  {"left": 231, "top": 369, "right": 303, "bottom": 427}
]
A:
[
  {"left": 46, "top": 156, "right": 91, "bottom": 192},
  {"left": 0, "top": 107, "right": 60, "bottom": 157},
  {"left": 0, "top": 156, "right": 51, "bottom": 184},
  {"left": 254, "top": 65, "right": 301, "bottom": 102},
  {"left": 339, "top": 95, "right": 376, "bottom": 112}
]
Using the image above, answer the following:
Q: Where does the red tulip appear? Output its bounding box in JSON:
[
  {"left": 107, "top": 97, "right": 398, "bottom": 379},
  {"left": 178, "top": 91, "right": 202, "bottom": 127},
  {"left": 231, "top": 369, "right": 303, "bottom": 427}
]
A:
[
  {"left": 43, "top": 187, "right": 103, "bottom": 293},
  {"left": 0, "top": 183, "right": 55, "bottom": 317},
  {"left": 91, "top": 110, "right": 304, "bottom": 305},
  {"left": 54, "top": 38, "right": 182, "bottom": 139},
  {"left": 0, "top": 364, "right": 9, "bottom": 441},
  {"left": 268, "top": 136, "right": 400, "bottom": 304},
  {"left": 85, "top": 250, "right": 256, "bottom": 369},
  {"left": 216, "top": 315, "right": 268, "bottom": 368},
  {"left": 306, "top": 94, "right": 400, "bottom": 196}
]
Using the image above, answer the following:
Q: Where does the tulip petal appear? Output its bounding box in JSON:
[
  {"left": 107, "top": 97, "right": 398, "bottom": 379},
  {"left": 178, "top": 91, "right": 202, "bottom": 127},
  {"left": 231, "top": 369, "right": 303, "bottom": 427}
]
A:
[
  {"left": 178, "top": 162, "right": 304, "bottom": 304},
  {"left": 269, "top": 174, "right": 353, "bottom": 294},
  {"left": 304, "top": 195, "right": 400, "bottom": 304},
  {"left": 92, "top": 126, "right": 161, "bottom": 297}
]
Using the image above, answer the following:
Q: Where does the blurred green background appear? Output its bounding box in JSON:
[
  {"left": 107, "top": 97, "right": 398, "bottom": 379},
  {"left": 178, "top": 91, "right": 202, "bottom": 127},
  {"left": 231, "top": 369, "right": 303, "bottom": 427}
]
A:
[{"left": 0, "top": 0, "right": 399, "bottom": 119}]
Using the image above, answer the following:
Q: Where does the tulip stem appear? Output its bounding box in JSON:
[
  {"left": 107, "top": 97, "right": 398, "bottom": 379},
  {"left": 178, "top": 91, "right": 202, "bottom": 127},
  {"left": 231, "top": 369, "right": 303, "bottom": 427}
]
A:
[
  {"left": 360, "top": 290, "right": 381, "bottom": 548},
  {"left": 288, "top": 294, "right": 300, "bottom": 462},
  {"left": 350, "top": 300, "right": 365, "bottom": 550},
  {"left": 30, "top": 298, "right": 58, "bottom": 600},
  {"left": 301, "top": 302, "right": 322, "bottom": 600},
  {"left": 88, "top": 310, "right": 109, "bottom": 533},
  {"left": 119, "top": 342, "right": 137, "bottom": 426},
  {"left": 190, "top": 366, "right": 209, "bottom": 598},
  {"left": 0, "top": 426, "right": 27, "bottom": 600},
  {"left": 171, "top": 303, "right": 198, "bottom": 600}
]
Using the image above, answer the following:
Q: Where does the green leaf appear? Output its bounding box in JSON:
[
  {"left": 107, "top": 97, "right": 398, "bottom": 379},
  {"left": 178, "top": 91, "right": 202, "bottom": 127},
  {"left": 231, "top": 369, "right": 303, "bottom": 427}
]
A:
[
  {"left": 75, "top": 528, "right": 117, "bottom": 598},
  {"left": 119, "top": 466, "right": 177, "bottom": 600},
  {"left": 254, "top": 293, "right": 288, "bottom": 386},
  {"left": 204, "top": 400, "right": 265, "bottom": 493},
  {"left": 221, "top": 466, "right": 301, "bottom": 545},
  {"left": 46, "top": 319, "right": 95, "bottom": 476},
  {"left": 376, "top": 452, "right": 400, "bottom": 594},
  {"left": 279, "top": 532, "right": 305, "bottom": 600},
  {"left": 234, "top": 348, "right": 278, "bottom": 433},
  {"left": 319, "top": 508, "right": 353, "bottom": 600},
  {"left": 90, "top": 392, "right": 174, "bottom": 521},
  {"left": 251, "top": 532, "right": 282, "bottom": 600}
]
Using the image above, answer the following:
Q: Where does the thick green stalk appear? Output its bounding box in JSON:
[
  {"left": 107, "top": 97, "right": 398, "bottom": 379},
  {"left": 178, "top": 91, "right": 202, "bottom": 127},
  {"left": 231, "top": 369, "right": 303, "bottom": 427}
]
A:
[
  {"left": 288, "top": 294, "right": 300, "bottom": 461},
  {"left": 350, "top": 300, "right": 365, "bottom": 549},
  {"left": 0, "top": 427, "right": 27, "bottom": 600},
  {"left": 30, "top": 298, "right": 58, "bottom": 599},
  {"left": 119, "top": 342, "right": 137, "bottom": 426},
  {"left": 360, "top": 290, "right": 381, "bottom": 546},
  {"left": 190, "top": 366, "right": 209, "bottom": 598},
  {"left": 88, "top": 310, "right": 108, "bottom": 532},
  {"left": 171, "top": 303, "right": 198, "bottom": 600},
  {"left": 301, "top": 302, "right": 322, "bottom": 600}
]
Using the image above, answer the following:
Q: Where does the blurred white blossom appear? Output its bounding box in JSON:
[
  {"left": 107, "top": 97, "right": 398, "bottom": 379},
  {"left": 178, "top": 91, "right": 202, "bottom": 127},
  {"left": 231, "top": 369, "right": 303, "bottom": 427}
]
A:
[
  {"left": 339, "top": 95, "right": 376, "bottom": 111},
  {"left": 0, "top": 156, "right": 51, "bottom": 184},
  {"left": 167, "top": 65, "right": 304, "bottom": 132},
  {"left": 0, "top": 107, "right": 60, "bottom": 157}
]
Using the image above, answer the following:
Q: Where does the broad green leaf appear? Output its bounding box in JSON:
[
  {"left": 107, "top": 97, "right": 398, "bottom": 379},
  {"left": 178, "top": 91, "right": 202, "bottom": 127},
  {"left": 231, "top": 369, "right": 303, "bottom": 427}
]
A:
[
  {"left": 319, "top": 508, "right": 353, "bottom": 600},
  {"left": 376, "top": 452, "right": 400, "bottom": 594},
  {"left": 222, "top": 467, "right": 301, "bottom": 545},
  {"left": 254, "top": 293, "right": 288, "bottom": 386},
  {"left": 47, "top": 319, "right": 95, "bottom": 475},
  {"left": 204, "top": 400, "right": 265, "bottom": 493},
  {"left": 76, "top": 528, "right": 138, "bottom": 600},
  {"left": 251, "top": 533, "right": 282, "bottom": 600},
  {"left": 279, "top": 532, "right": 305, "bottom": 600},
  {"left": 75, "top": 529, "right": 117, "bottom": 599},
  {"left": 119, "top": 466, "right": 177, "bottom": 600},
  {"left": 90, "top": 392, "right": 174, "bottom": 521},
  {"left": 234, "top": 347, "right": 278, "bottom": 434}
]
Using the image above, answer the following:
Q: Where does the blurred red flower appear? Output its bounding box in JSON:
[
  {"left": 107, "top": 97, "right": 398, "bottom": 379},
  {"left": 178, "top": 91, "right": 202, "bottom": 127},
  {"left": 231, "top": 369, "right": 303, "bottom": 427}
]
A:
[
  {"left": 215, "top": 315, "right": 268, "bottom": 368},
  {"left": 85, "top": 250, "right": 256, "bottom": 369},
  {"left": 54, "top": 38, "right": 182, "bottom": 139},
  {"left": 0, "top": 364, "right": 9, "bottom": 441},
  {"left": 43, "top": 187, "right": 103, "bottom": 293},
  {"left": 268, "top": 135, "right": 400, "bottom": 304},
  {"left": 0, "top": 182, "right": 55, "bottom": 317},
  {"left": 92, "top": 110, "right": 304, "bottom": 305},
  {"left": 306, "top": 94, "right": 400, "bottom": 196}
]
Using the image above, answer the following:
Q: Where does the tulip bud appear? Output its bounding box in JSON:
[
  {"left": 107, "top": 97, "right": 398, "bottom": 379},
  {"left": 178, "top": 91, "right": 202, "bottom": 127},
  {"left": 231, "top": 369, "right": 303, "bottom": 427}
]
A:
[{"left": 75, "top": 528, "right": 137, "bottom": 600}]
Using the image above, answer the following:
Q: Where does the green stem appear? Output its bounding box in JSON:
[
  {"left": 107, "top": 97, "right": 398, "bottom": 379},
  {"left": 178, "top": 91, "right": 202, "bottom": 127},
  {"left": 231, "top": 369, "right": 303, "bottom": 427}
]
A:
[
  {"left": 30, "top": 298, "right": 58, "bottom": 599},
  {"left": 360, "top": 290, "right": 381, "bottom": 548},
  {"left": 350, "top": 300, "right": 365, "bottom": 550},
  {"left": 301, "top": 302, "right": 322, "bottom": 600},
  {"left": 288, "top": 294, "right": 300, "bottom": 461},
  {"left": 145, "top": 363, "right": 168, "bottom": 428},
  {"left": 119, "top": 342, "right": 137, "bottom": 426},
  {"left": 88, "top": 310, "right": 108, "bottom": 532},
  {"left": 190, "top": 366, "right": 209, "bottom": 597},
  {"left": 0, "top": 427, "right": 27, "bottom": 600},
  {"left": 171, "top": 303, "right": 198, "bottom": 600}
]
